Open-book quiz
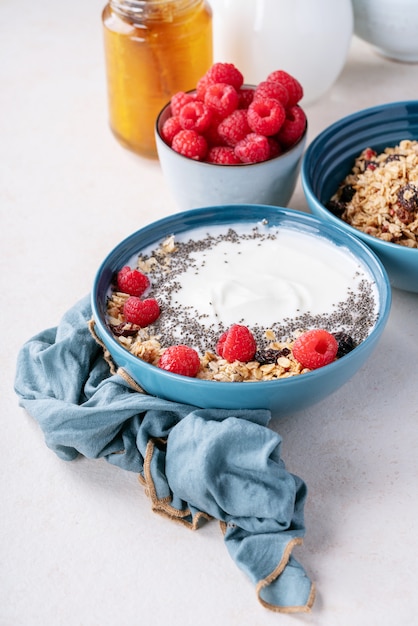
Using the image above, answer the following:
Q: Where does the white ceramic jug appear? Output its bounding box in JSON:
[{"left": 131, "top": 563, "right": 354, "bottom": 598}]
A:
[{"left": 210, "top": 0, "right": 353, "bottom": 104}]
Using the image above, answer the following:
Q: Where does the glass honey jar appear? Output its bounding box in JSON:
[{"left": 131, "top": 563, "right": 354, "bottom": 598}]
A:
[{"left": 102, "top": 0, "right": 213, "bottom": 158}]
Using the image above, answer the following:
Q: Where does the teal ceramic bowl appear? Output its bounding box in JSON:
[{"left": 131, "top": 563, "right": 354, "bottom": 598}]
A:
[
  {"left": 91, "top": 205, "right": 391, "bottom": 415},
  {"left": 301, "top": 101, "right": 418, "bottom": 293}
]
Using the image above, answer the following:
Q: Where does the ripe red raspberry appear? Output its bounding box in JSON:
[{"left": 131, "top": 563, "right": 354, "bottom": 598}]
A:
[
  {"left": 205, "top": 62, "right": 244, "bottom": 90},
  {"left": 254, "top": 81, "right": 289, "bottom": 107},
  {"left": 276, "top": 105, "right": 307, "bottom": 148},
  {"left": 171, "top": 129, "right": 208, "bottom": 160},
  {"left": 292, "top": 329, "right": 338, "bottom": 370},
  {"left": 267, "top": 70, "right": 303, "bottom": 106},
  {"left": 170, "top": 91, "right": 196, "bottom": 116},
  {"left": 247, "top": 98, "right": 286, "bottom": 136},
  {"left": 161, "top": 115, "right": 182, "bottom": 145},
  {"left": 123, "top": 297, "right": 160, "bottom": 327},
  {"left": 206, "top": 146, "right": 241, "bottom": 164},
  {"left": 158, "top": 345, "right": 201, "bottom": 377},
  {"left": 217, "top": 109, "right": 251, "bottom": 146},
  {"left": 203, "top": 112, "right": 227, "bottom": 147},
  {"left": 267, "top": 137, "right": 283, "bottom": 159},
  {"left": 116, "top": 266, "right": 150, "bottom": 297},
  {"left": 216, "top": 330, "right": 228, "bottom": 357},
  {"left": 204, "top": 83, "right": 239, "bottom": 118},
  {"left": 179, "top": 100, "right": 212, "bottom": 133},
  {"left": 237, "top": 87, "right": 255, "bottom": 109},
  {"left": 196, "top": 74, "right": 210, "bottom": 100},
  {"left": 234, "top": 133, "right": 270, "bottom": 164},
  {"left": 216, "top": 325, "right": 257, "bottom": 363}
]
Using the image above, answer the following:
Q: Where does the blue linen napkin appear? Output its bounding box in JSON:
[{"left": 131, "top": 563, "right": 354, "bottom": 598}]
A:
[{"left": 14, "top": 294, "right": 315, "bottom": 613}]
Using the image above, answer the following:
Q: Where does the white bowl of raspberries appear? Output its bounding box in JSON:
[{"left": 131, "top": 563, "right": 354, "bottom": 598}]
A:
[{"left": 155, "top": 62, "right": 307, "bottom": 209}]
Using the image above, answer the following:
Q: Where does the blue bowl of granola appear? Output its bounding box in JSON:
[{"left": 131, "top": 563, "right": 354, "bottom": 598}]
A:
[
  {"left": 301, "top": 100, "right": 418, "bottom": 292},
  {"left": 91, "top": 204, "right": 391, "bottom": 415}
]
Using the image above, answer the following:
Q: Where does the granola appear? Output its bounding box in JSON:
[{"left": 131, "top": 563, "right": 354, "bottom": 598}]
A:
[
  {"left": 327, "top": 139, "right": 418, "bottom": 248},
  {"left": 107, "top": 290, "right": 310, "bottom": 381}
]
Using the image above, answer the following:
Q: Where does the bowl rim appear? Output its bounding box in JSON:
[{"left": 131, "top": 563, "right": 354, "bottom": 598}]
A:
[
  {"left": 154, "top": 87, "right": 308, "bottom": 169},
  {"left": 91, "top": 204, "right": 392, "bottom": 390},
  {"left": 301, "top": 99, "right": 418, "bottom": 256}
]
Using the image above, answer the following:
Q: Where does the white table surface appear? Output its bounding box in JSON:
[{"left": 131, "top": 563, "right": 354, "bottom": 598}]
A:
[{"left": 2, "top": 2, "right": 418, "bottom": 624}]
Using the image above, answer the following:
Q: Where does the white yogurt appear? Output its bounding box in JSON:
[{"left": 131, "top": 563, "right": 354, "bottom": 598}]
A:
[{"left": 172, "top": 228, "right": 365, "bottom": 328}]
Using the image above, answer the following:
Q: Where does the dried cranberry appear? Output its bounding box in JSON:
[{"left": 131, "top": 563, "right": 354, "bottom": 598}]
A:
[{"left": 364, "top": 160, "right": 378, "bottom": 171}]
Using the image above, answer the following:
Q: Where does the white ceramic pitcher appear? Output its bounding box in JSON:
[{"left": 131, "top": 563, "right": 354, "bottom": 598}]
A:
[{"left": 210, "top": 0, "right": 353, "bottom": 104}]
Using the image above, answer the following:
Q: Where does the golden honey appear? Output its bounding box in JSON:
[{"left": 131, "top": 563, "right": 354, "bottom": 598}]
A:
[{"left": 102, "top": 0, "right": 213, "bottom": 158}]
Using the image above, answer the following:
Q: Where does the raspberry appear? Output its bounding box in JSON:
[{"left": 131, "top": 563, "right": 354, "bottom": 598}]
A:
[
  {"left": 203, "top": 113, "right": 227, "bottom": 147},
  {"left": 234, "top": 133, "right": 270, "bottom": 164},
  {"left": 158, "top": 345, "right": 201, "bottom": 377},
  {"left": 247, "top": 98, "right": 286, "bottom": 136},
  {"left": 164, "top": 64, "right": 307, "bottom": 164},
  {"left": 206, "top": 146, "right": 241, "bottom": 165},
  {"left": 161, "top": 115, "right": 182, "bottom": 145},
  {"left": 267, "top": 137, "right": 283, "bottom": 159},
  {"left": 237, "top": 87, "right": 255, "bottom": 109},
  {"left": 196, "top": 74, "right": 210, "bottom": 100},
  {"left": 205, "top": 62, "right": 244, "bottom": 90},
  {"left": 179, "top": 100, "right": 212, "bottom": 133},
  {"left": 292, "top": 329, "right": 338, "bottom": 370},
  {"left": 276, "top": 105, "right": 307, "bottom": 148},
  {"left": 170, "top": 91, "right": 196, "bottom": 117},
  {"left": 217, "top": 109, "right": 251, "bottom": 147},
  {"left": 123, "top": 297, "right": 160, "bottom": 327},
  {"left": 116, "top": 266, "right": 150, "bottom": 297},
  {"left": 267, "top": 70, "right": 303, "bottom": 106},
  {"left": 204, "top": 83, "right": 239, "bottom": 118},
  {"left": 216, "top": 330, "right": 228, "bottom": 357},
  {"left": 171, "top": 129, "right": 208, "bottom": 160},
  {"left": 216, "top": 325, "right": 257, "bottom": 363},
  {"left": 254, "top": 81, "right": 289, "bottom": 107}
]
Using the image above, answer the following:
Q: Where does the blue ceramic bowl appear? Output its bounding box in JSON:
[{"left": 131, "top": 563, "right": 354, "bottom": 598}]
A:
[
  {"left": 91, "top": 205, "right": 391, "bottom": 415},
  {"left": 301, "top": 100, "right": 418, "bottom": 293}
]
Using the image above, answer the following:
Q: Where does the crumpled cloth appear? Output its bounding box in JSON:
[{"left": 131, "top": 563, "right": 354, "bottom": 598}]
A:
[{"left": 14, "top": 295, "right": 315, "bottom": 613}]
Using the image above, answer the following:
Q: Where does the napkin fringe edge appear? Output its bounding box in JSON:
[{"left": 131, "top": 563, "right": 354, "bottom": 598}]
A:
[
  {"left": 139, "top": 437, "right": 213, "bottom": 530},
  {"left": 255, "top": 536, "right": 316, "bottom": 613}
]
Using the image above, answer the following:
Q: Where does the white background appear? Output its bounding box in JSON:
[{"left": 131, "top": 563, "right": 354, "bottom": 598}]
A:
[{"left": 2, "top": 1, "right": 418, "bottom": 625}]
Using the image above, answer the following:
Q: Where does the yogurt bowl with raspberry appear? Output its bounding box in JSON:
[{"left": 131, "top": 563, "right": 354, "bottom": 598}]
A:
[
  {"left": 91, "top": 204, "right": 391, "bottom": 416},
  {"left": 154, "top": 63, "right": 307, "bottom": 209}
]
